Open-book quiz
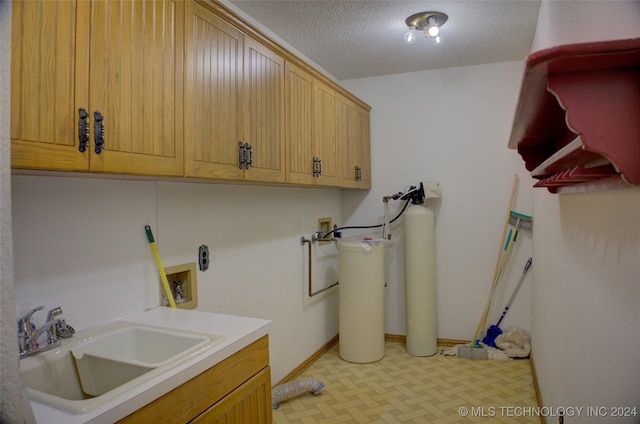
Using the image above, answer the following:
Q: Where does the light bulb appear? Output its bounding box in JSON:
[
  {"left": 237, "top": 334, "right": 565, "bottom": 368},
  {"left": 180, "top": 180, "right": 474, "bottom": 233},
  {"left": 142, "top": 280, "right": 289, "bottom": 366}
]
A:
[
  {"left": 432, "top": 34, "right": 442, "bottom": 45},
  {"left": 404, "top": 27, "right": 416, "bottom": 44},
  {"left": 428, "top": 25, "right": 439, "bottom": 37}
]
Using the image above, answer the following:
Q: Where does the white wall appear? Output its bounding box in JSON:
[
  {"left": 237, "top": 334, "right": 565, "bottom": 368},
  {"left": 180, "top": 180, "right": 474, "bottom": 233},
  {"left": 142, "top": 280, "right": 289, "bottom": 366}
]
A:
[
  {"left": 528, "top": 1, "right": 640, "bottom": 421},
  {"left": 10, "top": 0, "right": 348, "bottom": 387},
  {"left": 12, "top": 176, "right": 341, "bottom": 384},
  {"left": 1, "top": 1, "right": 29, "bottom": 422},
  {"left": 531, "top": 0, "right": 640, "bottom": 51},
  {"left": 341, "top": 61, "right": 535, "bottom": 341},
  {"left": 9, "top": 3, "right": 640, "bottom": 418}
]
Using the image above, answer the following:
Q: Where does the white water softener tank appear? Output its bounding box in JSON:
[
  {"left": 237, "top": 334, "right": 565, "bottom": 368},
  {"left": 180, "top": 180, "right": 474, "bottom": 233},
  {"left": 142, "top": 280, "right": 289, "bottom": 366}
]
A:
[
  {"left": 403, "top": 181, "right": 440, "bottom": 356},
  {"left": 338, "top": 239, "right": 386, "bottom": 363}
]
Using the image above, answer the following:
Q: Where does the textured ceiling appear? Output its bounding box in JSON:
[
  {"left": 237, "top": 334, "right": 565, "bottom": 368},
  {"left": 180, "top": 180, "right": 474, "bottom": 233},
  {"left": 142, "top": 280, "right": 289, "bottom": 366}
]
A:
[{"left": 228, "top": 0, "right": 541, "bottom": 80}]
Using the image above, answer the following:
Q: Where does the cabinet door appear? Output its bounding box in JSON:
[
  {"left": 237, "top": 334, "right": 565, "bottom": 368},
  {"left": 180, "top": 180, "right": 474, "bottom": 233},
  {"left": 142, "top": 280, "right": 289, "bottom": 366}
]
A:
[
  {"left": 285, "top": 62, "right": 315, "bottom": 185},
  {"left": 86, "top": 0, "right": 184, "bottom": 176},
  {"left": 355, "top": 104, "right": 371, "bottom": 189},
  {"left": 184, "top": 1, "right": 244, "bottom": 180},
  {"left": 336, "top": 94, "right": 358, "bottom": 188},
  {"left": 242, "top": 37, "right": 285, "bottom": 183},
  {"left": 11, "top": 0, "right": 89, "bottom": 171},
  {"left": 314, "top": 81, "right": 338, "bottom": 186},
  {"left": 337, "top": 95, "right": 370, "bottom": 189},
  {"left": 191, "top": 367, "right": 272, "bottom": 424}
]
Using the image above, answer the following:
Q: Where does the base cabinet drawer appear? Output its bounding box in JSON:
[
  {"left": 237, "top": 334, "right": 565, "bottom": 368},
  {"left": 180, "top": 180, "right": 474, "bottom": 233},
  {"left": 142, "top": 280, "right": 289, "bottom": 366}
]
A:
[{"left": 191, "top": 367, "right": 271, "bottom": 423}]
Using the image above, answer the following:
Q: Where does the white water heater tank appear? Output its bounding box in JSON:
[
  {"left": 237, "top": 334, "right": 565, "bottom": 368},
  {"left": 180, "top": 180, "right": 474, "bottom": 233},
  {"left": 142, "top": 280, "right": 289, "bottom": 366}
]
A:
[
  {"left": 403, "top": 203, "right": 437, "bottom": 356},
  {"left": 338, "top": 239, "right": 386, "bottom": 363}
]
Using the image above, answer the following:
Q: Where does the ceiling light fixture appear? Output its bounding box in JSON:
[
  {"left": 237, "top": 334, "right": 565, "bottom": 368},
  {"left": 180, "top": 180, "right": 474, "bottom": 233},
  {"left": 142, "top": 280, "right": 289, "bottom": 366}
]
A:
[{"left": 404, "top": 11, "right": 448, "bottom": 45}]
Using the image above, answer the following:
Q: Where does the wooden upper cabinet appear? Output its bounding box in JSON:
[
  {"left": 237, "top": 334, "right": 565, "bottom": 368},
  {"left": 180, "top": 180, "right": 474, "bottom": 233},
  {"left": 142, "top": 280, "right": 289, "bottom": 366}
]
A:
[
  {"left": 337, "top": 94, "right": 357, "bottom": 188},
  {"left": 184, "top": 1, "right": 244, "bottom": 180},
  {"left": 11, "top": 0, "right": 88, "bottom": 171},
  {"left": 355, "top": 104, "right": 371, "bottom": 189},
  {"left": 11, "top": 0, "right": 184, "bottom": 176},
  {"left": 285, "top": 62, "right": 338, "bottom": 187},
  {"left": 337, "top": 94, "right": 370, "bottom": 189},
  {"left": 185, "top": 2, "right": 285, "bottom": 183},
  {"left": 285, "top": 62, "right": 315, "bottom": 185},
  {"left": 315, "top": 80, "right": 338, "bottom": 186},
  {"left": 12, "top": 0, "right": 368, "bottom": 188},
  {"left": 86, "top": 0, "right": 184, "bottom": 176},
  {"left": 242, "top": 37, "right": 285, "bottom": 183}
]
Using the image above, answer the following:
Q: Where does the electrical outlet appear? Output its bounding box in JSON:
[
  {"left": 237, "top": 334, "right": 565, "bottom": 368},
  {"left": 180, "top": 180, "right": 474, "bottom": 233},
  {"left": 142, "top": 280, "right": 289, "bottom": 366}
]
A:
[
  {"left": 199, "top": 245, "right": 209, "bottom": 271},
  {"left": 318, "top": 218, "right": 332, "bottom": 245}
]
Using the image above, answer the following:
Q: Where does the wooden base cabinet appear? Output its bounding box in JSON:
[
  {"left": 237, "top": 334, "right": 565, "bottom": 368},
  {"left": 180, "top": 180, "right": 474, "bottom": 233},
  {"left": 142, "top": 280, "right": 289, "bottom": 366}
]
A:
[
  {"left": 191, "top": 367, "right": 271, "bottom": 423},
  {"left": 118, "top": 336, "right": 271, "bottom": 424}
]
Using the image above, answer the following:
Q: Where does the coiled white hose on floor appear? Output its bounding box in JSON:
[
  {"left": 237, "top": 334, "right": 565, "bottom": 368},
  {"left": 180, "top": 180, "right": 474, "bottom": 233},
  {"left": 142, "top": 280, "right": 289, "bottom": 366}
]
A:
[{"left": 271, "top": 377, "right": 324, "bottom": 409}]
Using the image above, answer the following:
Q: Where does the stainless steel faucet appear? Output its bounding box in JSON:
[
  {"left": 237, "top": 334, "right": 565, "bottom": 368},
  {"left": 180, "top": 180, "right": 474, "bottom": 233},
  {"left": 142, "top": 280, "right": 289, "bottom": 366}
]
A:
[
  {"left": 46, "top": 307, "right": 63, "bottom": 345},
  {"left": 17, "top": 306, "right": 64, "bottom": 358}
]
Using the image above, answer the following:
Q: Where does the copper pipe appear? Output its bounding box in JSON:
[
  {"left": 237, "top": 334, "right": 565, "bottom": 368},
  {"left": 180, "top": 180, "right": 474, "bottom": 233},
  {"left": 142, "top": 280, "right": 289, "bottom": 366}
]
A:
[{"left": 300, "top": 237, "right": 339, "bottom": 297}]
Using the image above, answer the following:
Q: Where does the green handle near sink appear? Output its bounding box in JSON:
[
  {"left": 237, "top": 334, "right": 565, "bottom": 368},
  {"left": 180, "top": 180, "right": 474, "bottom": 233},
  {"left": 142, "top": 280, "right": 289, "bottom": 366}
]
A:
[
  {"left": 145, "top": 225, "right": 155, "bottom": 243},
  {"left": 144, "top": 225, "right": 176, "bottom": 308}
]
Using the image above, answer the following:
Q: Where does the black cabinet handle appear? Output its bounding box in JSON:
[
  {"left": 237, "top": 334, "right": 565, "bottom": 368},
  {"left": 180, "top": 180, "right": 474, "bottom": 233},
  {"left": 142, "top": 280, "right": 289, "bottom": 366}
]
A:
[
  {"left": 355, "top": 166, "right": 362, "bottom": 181},
  {"left": 78, "top": 108, "right": 89, "bottom": 152},
  {"left": 245, "top": 143, "right": 252, "bottom": 170},
  {"left": 93, "top": 111, "right": 104, "bottom": 154},
  {"left": 238, "top": 142, "right": 252, "bottom": 170}
]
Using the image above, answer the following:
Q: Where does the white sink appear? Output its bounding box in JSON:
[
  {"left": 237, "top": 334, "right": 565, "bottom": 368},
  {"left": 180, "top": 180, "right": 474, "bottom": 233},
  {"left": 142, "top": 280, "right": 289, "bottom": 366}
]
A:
[
  {"left": 72, "top": 326, "right": 210, "bottom": 365},
  {"left": 21, "top": 321, "right": 226, "bottom": 414}
]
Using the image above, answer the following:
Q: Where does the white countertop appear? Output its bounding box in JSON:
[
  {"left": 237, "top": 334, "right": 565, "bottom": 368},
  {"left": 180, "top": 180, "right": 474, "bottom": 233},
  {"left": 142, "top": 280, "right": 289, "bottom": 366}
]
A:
[{"left": 27, "top": 307, "right": 271, "bottom": 424}]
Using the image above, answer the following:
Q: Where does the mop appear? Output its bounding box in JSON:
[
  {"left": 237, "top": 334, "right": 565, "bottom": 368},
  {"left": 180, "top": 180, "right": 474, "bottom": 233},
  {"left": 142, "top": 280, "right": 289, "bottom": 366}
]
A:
[
  {"left": 483, "top": 257, "right": 532, "bottom": 347},
  {"left": 461, "top": 176, "right": 533, "bottom": 359}
]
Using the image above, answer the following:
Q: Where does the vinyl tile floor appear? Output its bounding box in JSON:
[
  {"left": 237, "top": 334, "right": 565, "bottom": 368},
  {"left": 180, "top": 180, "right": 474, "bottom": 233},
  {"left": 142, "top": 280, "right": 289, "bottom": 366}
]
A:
[{"left": 272, "top": 340, "right": 540, "bottom": 424}]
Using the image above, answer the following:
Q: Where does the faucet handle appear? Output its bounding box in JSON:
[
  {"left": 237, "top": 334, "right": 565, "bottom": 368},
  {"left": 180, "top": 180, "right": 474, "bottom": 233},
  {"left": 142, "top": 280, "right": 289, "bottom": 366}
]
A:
[
  {"left": 46, "top": 307, "right": 63, "bottom": 322},
  {"left": 45, "top": 307, "right": 64, "bottom": 343},
  {"left": 17, "top": 306, "right": 44, "bottom": 334}
]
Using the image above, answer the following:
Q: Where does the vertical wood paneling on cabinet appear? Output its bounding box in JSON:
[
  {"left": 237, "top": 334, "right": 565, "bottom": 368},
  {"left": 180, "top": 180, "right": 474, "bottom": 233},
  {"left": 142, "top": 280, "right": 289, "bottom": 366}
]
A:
[
  {"left": 337, "top": 95, "right": 357, "bottom": 188},
  {"left": 12, "top": 0, "right": 368, "bottom": 186},
  {"left": 285, "top": 62, "right": 315, "bottom": 185},
  {"left": 191, "top": 368, "right": 272, "bottom": 424},
  {"left": 315, "top": 81, "right": 338, "bottom": 186},
  {"left": 88, "top": 0, "right": 183, "bottom": 175},
  {"left": 243, "top": 37, "right": 285, "bottom": 183},
  {"left": 355, "top": 105, "right": 371, "bottom": 188},
  {"left": 336, "top": 94, "right": 370, "bottom": 189},
  {"left": 11, "top": 0, "right": 88, "bottom": 171},
  {"left": 184, "top": 1, "right": 244, "bottom": 180}
]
